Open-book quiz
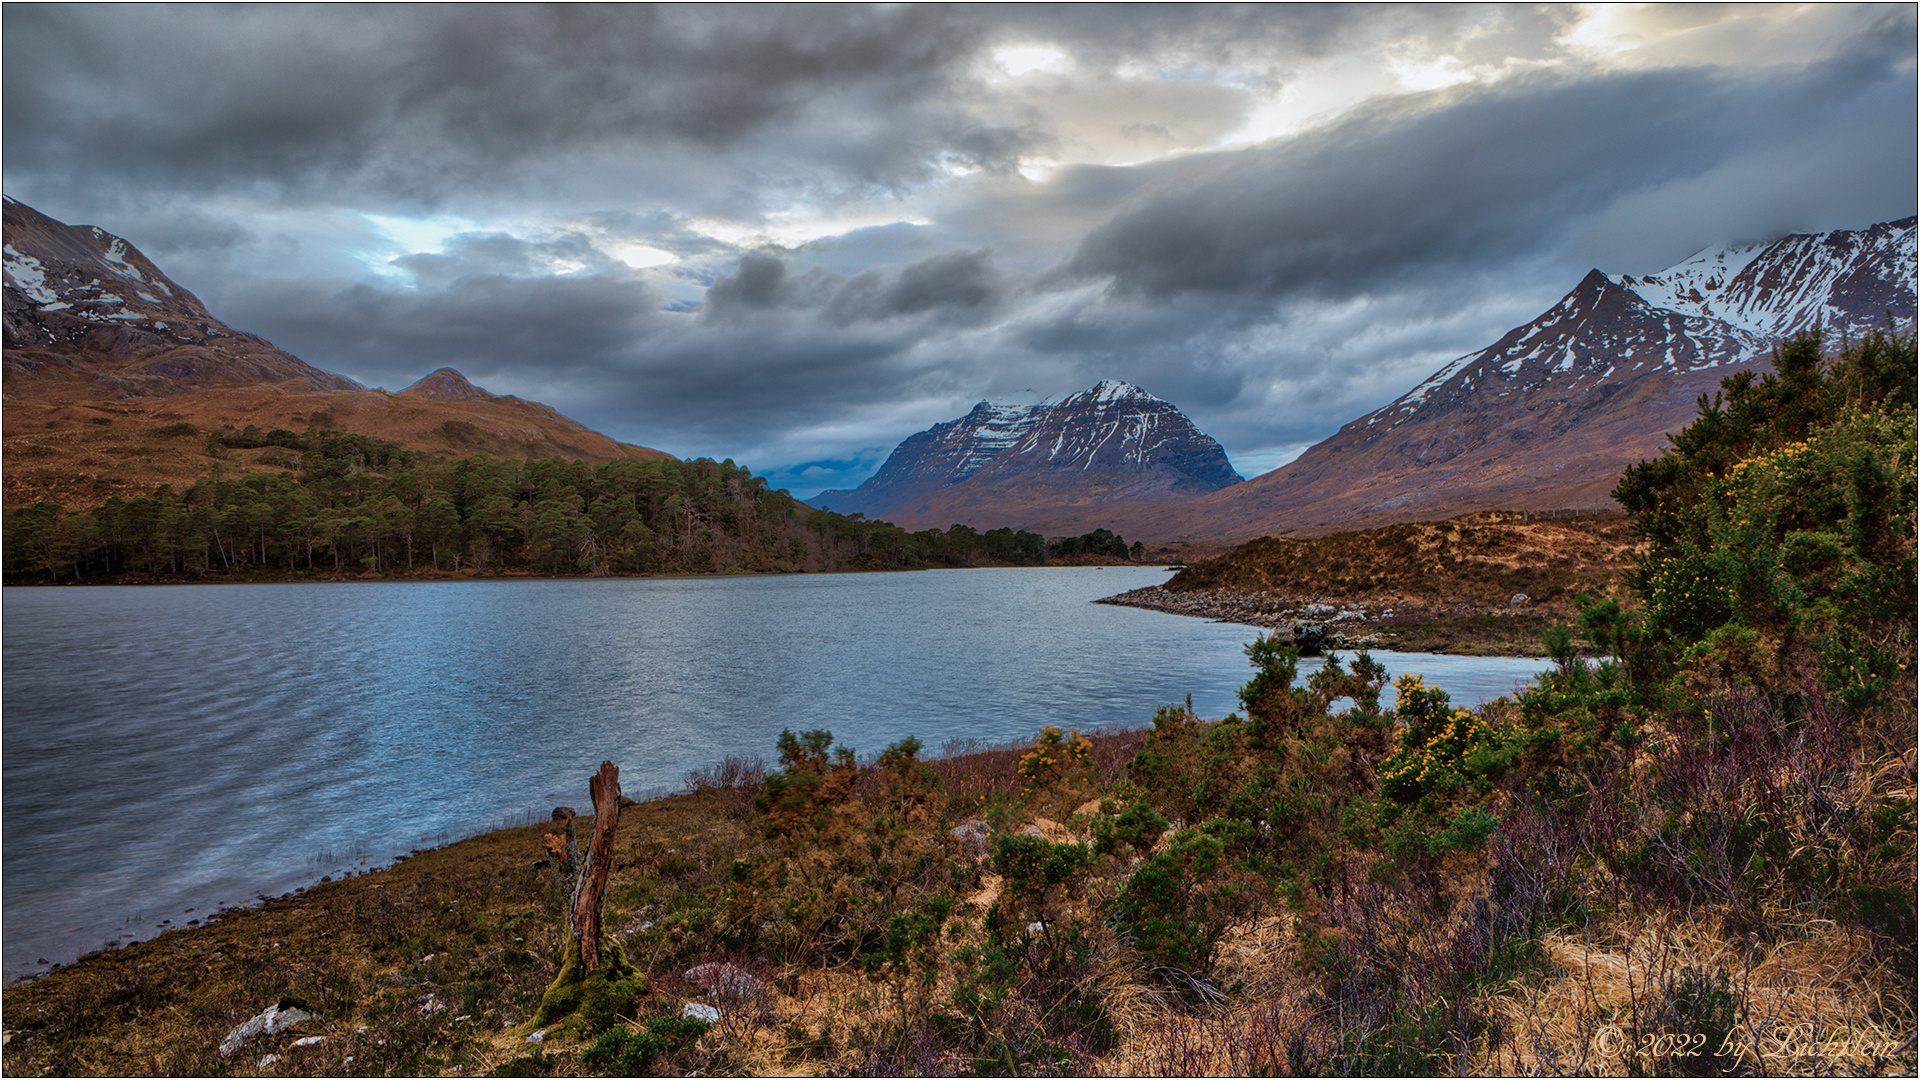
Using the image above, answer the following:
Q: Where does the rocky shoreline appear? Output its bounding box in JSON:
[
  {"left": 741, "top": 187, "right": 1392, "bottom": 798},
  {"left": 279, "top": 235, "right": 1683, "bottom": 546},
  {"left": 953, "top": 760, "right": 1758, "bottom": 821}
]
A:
[{"left": 1096, "top": 584, "right": 1402, "bottom": 651}]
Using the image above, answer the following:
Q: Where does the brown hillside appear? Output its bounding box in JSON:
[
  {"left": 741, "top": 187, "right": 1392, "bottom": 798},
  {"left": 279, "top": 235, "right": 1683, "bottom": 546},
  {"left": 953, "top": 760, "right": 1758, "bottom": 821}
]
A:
[
  {"left": 3, "top": 387, "right": 674, "bottom": 511},
  {"left": 4, "top": 199, "right": 677, "bottom": 510}
]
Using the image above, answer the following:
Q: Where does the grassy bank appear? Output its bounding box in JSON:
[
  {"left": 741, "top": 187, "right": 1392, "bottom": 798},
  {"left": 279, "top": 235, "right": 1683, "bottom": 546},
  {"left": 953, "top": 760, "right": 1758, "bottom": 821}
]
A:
[
  {"left": 5, "top": 678, "right": 1911, "bottom": 1076},
  {"left": 1097, "top": 510, "right": 1640, "bottom": 656}
]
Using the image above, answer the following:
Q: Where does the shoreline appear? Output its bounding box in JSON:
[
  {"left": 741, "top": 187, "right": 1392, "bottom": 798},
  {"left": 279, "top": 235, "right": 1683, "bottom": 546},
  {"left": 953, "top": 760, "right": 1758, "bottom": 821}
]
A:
[
  {"left": 0, "top": 558, "right": 1160, "bottom": 589},
  {"left": 1097, "top": 582, "right": 1562, "bottom": 658}
]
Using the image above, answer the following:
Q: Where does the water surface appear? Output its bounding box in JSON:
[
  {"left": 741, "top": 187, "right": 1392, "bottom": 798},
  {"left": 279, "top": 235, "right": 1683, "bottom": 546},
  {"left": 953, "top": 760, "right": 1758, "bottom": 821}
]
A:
[{"left": 2, "top": 569, "right": 1551, "bottom": 981}]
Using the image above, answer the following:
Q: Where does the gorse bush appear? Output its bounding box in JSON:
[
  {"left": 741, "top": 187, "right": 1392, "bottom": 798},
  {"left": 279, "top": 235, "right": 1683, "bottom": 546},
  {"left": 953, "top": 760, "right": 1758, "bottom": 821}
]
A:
[
  {"left": 1613, "top": 329, "right": 1917, "bottom": 719},
  {"left": 1112, "top": 821, "right": 1254, "bottom": 978},
  {"left": 1016, "top": 726, "right": 1091, "bottom": 791}
]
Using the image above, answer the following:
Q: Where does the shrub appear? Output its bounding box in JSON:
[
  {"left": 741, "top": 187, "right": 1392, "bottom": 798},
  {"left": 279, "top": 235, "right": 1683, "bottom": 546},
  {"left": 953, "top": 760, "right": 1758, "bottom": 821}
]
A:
[
  {"left": 1017, "top": 726, "right": 1092, "bottom": 791},
  {"left": 580, "top": 1015, "right": 710, "bottom": 1076},
  {"left": 1111, "top": 822, "right": 1253, "bottom": 978},
  {"left": 1091, "top": 799, "right": 1168, "bottom": 856}
]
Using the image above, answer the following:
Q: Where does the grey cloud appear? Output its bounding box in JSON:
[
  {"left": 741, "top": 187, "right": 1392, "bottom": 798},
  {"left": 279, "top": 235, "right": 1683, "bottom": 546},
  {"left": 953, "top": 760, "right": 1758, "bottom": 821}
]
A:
[
  {"left": 703, "top": 255, "right": 791, "bottom": 312},
  {"left": 1, "top": 5, "right": 1010, "bottom": 215},
  {"left": 702, "top": 249, "right": 1006, "bottom": 326},
  {"left": 880, "top": 250, "right": 1000, "bottom": 316},
  {"left": 1066, "top": 45, "right": 1916, "bottom": 302},
  {"left": 238, "top": 270, "right": 660, "bottom": 397},
  {"left": 0, "top": 4, "right": 1575, "bottom": 220}
]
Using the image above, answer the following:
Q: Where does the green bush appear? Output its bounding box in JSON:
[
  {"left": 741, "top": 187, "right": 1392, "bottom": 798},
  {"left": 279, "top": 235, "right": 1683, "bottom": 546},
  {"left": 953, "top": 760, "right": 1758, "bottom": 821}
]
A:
[
  {"left": 581, "top": 1015, "right": 710, "bottom": 1076},
  {"left": 1613, "top": 331, "right": 1916, "bottom": 719},
  {"left": 1111, "top": 821, "right": 1253, "bottom": 977},
  {"left": 1092, "top": 800, "right": 1168, "bottom": 856}
]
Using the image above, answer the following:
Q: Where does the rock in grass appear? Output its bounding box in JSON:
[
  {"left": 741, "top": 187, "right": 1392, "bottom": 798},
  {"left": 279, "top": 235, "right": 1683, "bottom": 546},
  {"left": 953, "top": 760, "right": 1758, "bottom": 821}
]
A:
[
  {"left": 1291, "top": 622, "right": 1330, "bottom": 655},
  {"left": 951, "top": 819, "right": 991, "bottom": 859},
  {"left": 218, "top": 1003, "right": 317, "bottom": 1058},
  {"left": 684, "top": 961, "right": 762, "bottom": 1001},
  {"left": 682, "top": 1002, "right": 721, "bottom": 1023}
]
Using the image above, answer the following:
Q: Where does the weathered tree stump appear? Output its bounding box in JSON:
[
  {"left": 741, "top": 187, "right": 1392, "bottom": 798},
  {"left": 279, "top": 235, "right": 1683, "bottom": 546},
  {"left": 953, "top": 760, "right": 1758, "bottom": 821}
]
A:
[
  {"left": 527, "top": 761, "right": 641, "bottom": 1030},
  {"left": 573, "top": 761, "right": 622, "bottom": 973}
]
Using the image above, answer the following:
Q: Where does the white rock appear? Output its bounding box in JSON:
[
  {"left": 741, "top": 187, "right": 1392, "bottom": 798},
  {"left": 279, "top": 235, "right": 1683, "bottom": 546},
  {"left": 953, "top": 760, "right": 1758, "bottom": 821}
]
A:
[
  {"left": 290, "top": 1036, "right": 327, "bottom": 1049},
  {"left": 681, "top": 1002, "right": 721, "bottom": 1023},
  {"left": 219, "top": 1004, "right": 317, "bottom": 1058},
  {"left": 526, "top": 1029, "right": 546, "bottom": 1043}
]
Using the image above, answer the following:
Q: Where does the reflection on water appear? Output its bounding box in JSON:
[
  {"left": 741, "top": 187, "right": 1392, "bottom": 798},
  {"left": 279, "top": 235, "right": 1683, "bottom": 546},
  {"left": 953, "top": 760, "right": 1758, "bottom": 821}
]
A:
[{"left": 1, "top": 570, "right": 1550, "bottom": 981}]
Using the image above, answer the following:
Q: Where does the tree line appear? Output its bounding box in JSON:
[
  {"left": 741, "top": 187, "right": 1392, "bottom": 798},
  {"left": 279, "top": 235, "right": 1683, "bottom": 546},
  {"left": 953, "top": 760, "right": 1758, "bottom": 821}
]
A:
[{"left": 3, "top": 432, "right": 1148, "bottom": 582}]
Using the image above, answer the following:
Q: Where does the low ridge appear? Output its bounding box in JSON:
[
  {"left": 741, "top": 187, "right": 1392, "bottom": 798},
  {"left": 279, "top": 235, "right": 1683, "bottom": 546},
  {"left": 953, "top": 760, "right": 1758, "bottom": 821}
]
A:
[{"left": 399, "top": 368, "right": 496, "bottom": 402}]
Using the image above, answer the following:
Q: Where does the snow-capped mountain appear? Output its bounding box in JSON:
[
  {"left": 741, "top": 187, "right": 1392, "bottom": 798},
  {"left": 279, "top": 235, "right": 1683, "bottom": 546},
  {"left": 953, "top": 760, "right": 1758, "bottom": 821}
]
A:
[
  {"left": 1614, "top": 217, "right": 1915, "bottom": 343},
  {"left": 1366, "top": 216, "right": 1916, "bottom": 443},
  {"left": 3, "top": 196, "right": 364, "bottom": 397},
  {"left": 2, "top": 199, "right": 673, "bottom": 509},
  {"left": 809, "top": 380, "right": 1241, "bottom": 533},
  {"left": 1110, "top": 216, "right": 1917, "bottom": 541}
]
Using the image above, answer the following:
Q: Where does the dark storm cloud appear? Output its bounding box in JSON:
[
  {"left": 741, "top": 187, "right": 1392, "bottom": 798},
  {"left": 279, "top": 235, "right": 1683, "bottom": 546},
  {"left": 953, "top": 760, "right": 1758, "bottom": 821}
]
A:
[
  {"left": 3, "top": 4, "right": 1913, "bottom": 496},
  {"left": 1066, "top": 48, "right": 1918, "bottom": 302},
  {"left": 249, "top": 270, "right": 660, "bottom": 392},
  {"left": 1, "top": 4, "right": 1011, "bottom": 213},
  {"left": 702, "top": 249, "right": 1005, "bottom": 325}
]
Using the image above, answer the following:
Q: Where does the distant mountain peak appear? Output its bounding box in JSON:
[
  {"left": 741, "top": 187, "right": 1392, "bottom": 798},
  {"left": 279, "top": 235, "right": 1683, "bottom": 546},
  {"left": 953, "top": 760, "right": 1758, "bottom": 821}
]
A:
[
  {"left": 399, "top": 367, "right": 495, "bottom": 402},
  {"left": 807, "top": 379, "right": 1239, "bottom": 532},
  {"left": 1067, "top": 379, "right": 1161, "bottom": 405}
]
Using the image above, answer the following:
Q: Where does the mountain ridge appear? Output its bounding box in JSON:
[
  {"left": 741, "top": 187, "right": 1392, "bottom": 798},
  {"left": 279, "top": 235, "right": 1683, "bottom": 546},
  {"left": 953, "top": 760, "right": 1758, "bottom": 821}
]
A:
[
  {"left": 3, "top": 200, "right": 676, "bottom": 509},
  {"left": 1095, "top": 215, "right": 1917, "bottom": 542},
  {"left": 808, "top": 379, "right": 1242, "bottom": 533}
]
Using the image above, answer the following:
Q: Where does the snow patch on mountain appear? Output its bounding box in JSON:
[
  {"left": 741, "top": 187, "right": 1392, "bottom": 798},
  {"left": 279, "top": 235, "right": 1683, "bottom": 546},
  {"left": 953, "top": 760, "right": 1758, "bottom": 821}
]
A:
[
  {"left": 4, "top": 245, "right": 62, "bottom": 306},
  {"left": 1361, "top": 218, "right": 1915, "bottom": 437}
]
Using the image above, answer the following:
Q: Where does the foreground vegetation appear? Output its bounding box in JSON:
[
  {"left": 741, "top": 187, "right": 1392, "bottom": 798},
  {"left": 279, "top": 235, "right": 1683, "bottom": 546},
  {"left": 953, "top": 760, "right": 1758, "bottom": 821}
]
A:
[
  {"left": 4, "top": 332, "right": 1912, "bottom": 1076},
  {"left": 2, "top": 434, "right": 1149, "bottom": 582}
]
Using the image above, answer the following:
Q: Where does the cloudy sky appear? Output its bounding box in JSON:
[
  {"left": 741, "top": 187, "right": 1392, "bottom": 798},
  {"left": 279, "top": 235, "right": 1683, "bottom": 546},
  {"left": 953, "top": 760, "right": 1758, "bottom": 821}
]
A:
[{"left": 5, "top": 4, "right": 1914, "bottom": 496}]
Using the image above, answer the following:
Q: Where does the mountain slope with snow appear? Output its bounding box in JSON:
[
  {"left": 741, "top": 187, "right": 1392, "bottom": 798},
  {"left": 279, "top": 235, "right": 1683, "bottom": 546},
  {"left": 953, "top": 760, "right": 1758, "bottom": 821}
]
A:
[
  {"left": 1105, "top": 216, "right": 1917, "bottom": 541},
  {"left": 809, "top": 380, "right": 1241, "bottom": 533},
  {"left": 3, "top": 196, "right": 365, "bottom": 397}
]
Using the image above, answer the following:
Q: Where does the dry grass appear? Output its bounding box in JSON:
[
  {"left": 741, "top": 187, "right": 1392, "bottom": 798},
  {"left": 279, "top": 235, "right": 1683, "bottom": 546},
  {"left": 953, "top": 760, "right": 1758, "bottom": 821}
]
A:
[
  {"left": 1100, "top": 510, "right": 1642, "bottom": 656},
  {"left": 4, "top": 685, "right": 1910, "bottom": 1077},
  {"left": 1490, "top": 916, "right": 1912, "bottom": 1075}
]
